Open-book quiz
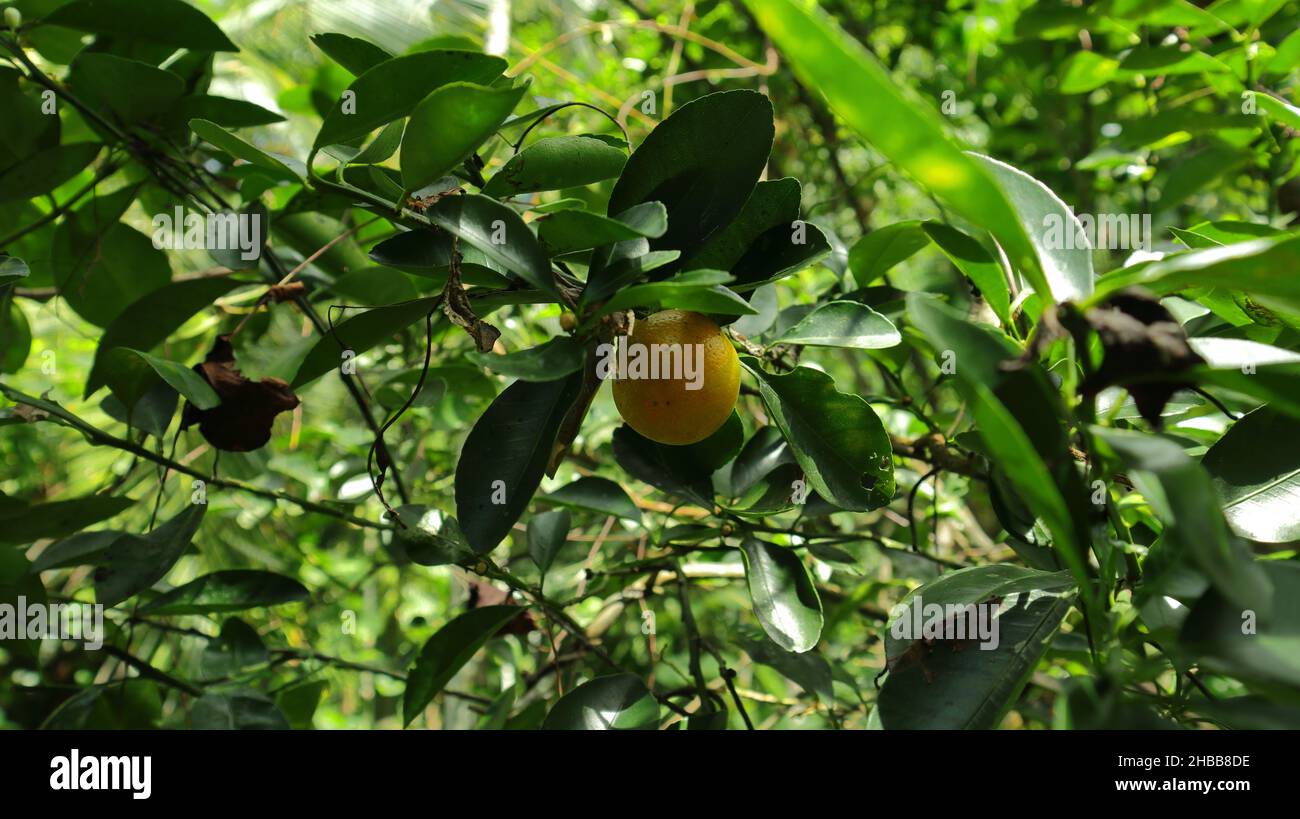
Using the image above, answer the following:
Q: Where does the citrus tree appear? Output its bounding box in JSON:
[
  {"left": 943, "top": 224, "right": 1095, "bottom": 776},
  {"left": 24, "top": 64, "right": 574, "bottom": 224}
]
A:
[{"left": 2, "top": 0, "right": 1299, "bottom": 730}]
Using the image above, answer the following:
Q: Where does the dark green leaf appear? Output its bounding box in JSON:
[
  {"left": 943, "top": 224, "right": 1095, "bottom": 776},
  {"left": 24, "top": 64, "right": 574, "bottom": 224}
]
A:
[
  {"left": 467, "top": 336, "right": 586, "bottom": 381},
  {"left": 482, "top": 135, "right": 627, "bottom": 197},
  {"left": 0, "top": 494, "right": 135, "bottom": 546},
  {"left": 400, "top": 80, "right": 530, "bottom": 193},
  {"left": 740, "top": 536, "right": 823, "bottom": 653},
  {"left": 743, "top": 360, "right": 894, "bottom": 510},
  {"left": 540, "top": 476, "right": 642, "bottom": 523},
  {"left": 46, "top": 0, "right": 238, "bottom": 52},
  {"left": 542, "top": 673, "right": 659, "bottom": 729},
  {"left": 139, "top": 570, "right": 309, "bottom": 615},
  {"left": 454, "top": 373, "right": 583, "bottom": 554},
  {"left": 527, "top": 509, "right": 571, "bottom": 576},
  {"left": 403, "top": 605, "right": 522, "bottom": 725},
  {"left": 95, "top": 504, "right": 205, "bottom": 607}
]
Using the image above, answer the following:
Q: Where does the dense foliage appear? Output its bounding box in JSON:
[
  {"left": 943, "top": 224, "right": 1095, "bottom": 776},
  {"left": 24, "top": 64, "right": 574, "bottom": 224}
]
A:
[{"left": 2, "top": 0, "right": 1300, "bottom": 730}]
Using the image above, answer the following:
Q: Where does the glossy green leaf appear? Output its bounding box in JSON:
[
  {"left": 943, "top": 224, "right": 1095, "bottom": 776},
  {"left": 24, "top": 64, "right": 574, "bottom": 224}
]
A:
[
  {"left": 543, "top": 673, "right": 659, "bottom": 729},
  {"left": 467, "top": 337, "right": 586, "bottom": 381},
  {"left": 537, "top": 202, "right": 667, "bottom": 255},
  {"left": 482, "top": 135, "right": 627, "bottom": 197},
  {"left": 527, "top": 508, "right": 571, "bottom": 576},
  {"left": 848, "top": 221, "right": 930, "bottom": 287},
  {"left": 743, "top": 360, "right": 894, "bottom": 511},
  {"left": 740, "top": 536, "right": 823, "bottom": 653},
  {"left": 423, "top": 194, "right": 557, "bottom": 296},
  {"left": 610, "top": 413, "right": 743, "bottom": 506},
  {"left": 876, "top": 588, "right": 1073, "bottom": 728},
  {"left": 540, "top": 476, "right": 642, "bottom": 523},
  {"left": 1203, "top": 406, "right": 1300, "bottom": 543},
  {"left": 400, "top": 80, "right": 530, "bottom": 193},
  {"left": 121, "top": 349, "right": 220, "bottom": 410},
  {"left": 403, "top": 605, "right": 522, "bottom": 725},
  {"left": 921, "top": 221, "right": 1011, "bottom": 326},
  {"left": 291, "top": 297, "right": 439, "bottom": 389},
  {"left": 608, "top": 89, "right": 773, "bottom": 264},
  {"left": 598, "top": 269, "right": 755, "bottom": 316},
  {"left": 313, "top": 50, "right": 506, "bottom": 152},
  {"left": 190, "top": 119, "right": 303, "bottom": 179},
  {"left": 311, "top": 32, "right": 392, "bottom": 75},
  {"left": 68, "top": 53, "right": 185, "bottom": 125},
  {"left": 774, "top": 300, "right": 900, "bottom": 349},
  {"left": 683, "top": 177, "right": 829, "bottom": 290},
  {"left": 454, "top": 373, "right": 583, "bottom": 554}
]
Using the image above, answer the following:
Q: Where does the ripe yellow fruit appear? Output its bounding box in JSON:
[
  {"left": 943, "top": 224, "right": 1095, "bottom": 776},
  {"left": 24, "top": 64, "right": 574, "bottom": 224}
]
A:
[{"left": 611, "top": 309, "right": 740, "bottom": 446}]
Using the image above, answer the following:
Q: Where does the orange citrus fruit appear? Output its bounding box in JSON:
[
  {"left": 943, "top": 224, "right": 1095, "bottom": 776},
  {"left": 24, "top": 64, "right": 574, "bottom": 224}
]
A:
[{"left": 611, "top": 309, "right": 740, "bottom": 445}]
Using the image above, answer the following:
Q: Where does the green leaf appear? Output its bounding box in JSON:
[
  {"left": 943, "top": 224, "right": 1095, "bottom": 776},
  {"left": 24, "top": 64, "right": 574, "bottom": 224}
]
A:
[
  {"left": 171, "top": 95, "right": 286, "bottom": 128},
  {"left": 191, "top": 692, "right": 290, "bottom": 730},
  {"left": 883, "top": 564, "right": 1076, "bottom": 662},
  {"left": 848, "top": 221, "right": 930, "bottom": 287},
  {"left": 467, "top": 337, "right": 586, "bottom": 381},
  {"left": 46, "top": 0, "right": 238, "bottom": 52},
  {"left": 388, "top": 507, "right": 471, "bottom": 567},
  {"left": 276, "top": 680, "right": 328, "bottom": 729},
  {"left": 121, "top": 349, "right": 220, "bottom": 410},
  {"left": 742, "top": 360, "right": 894, "bottom": 511},
  {"left": 611, "top": 413, "right": 743, "bottom": 506},
  {"left": 1256, "top": 92, "right": 1300, "bottom": 130},
  {"left": 876, "top": 588, "right": 1073, "bottom": 728},
  {"left": 367, "top": 228, "right": 510, "bottom": 287},
  {"left": 29, "top": 529, "right": 124, "bottom": 573},
  {"left": 454, "top": 373, "right": 583, "bottom": 554},
  {"left": 95, "top": 504, "right": 206, "bottom": 607},
  {"left": 907, "top": 295, "right": 1097, "bottom": 623},
  {"left": 403, "top": 605, "right": 522, "bottom": 725},
  {"left": 1092, "top": 234, "right": 1300, "bottom": 306},
  {"left": 0, "top": 298, "right": 30, "bottom": 374},
  {"left": 542, "top": 673, "right": 659, "bottom": 729},
  {"left": 968, "top": 152, "right": 1094, "bottom": 302},
  {"left": 399, "top": 80, "right": 530, "bottom": 193},
  {"left": 0, "top": 142, "right": 100, "bottom": 201},
  {"left": 742, "top": 0, "right": 1045, "bottom": 301},
  {"left": 482, "top": 135, "right": 627, "bottom": 197},
  {"left": 1095, "top": 426, "right": 1271, "bottom": 614},
  {"left": 311, "top": 32, "right": 392, "bottom": 76},
  {"left": 0, "top": 256, "right": 30, "bottom": 289},
  {"left": 190, "top": 118, "right": 303, "bottom": 179},
  {"left": 685, "top": 178, "right": 829, "bottom": 291},
  {"left": 1180, "top": 561, "right": 1299, "bottom": 687},
  {"left": 0, "top": 494, "right": 135, "bottom": 546},
  {"left": 68, "top": 53, "right": 185, "bottom": 125},
  {"left": 313, "top": 50, "right": 507, "bottom": 153},
  {"left": 599, "top": 269, "right": 756, "bottom": 316},
  {"left": 85, "top": 278, "right": 240, "bottom": 397},
  {"left": 527, "top": 509, "right": 571, "bottom": 576},
  {"left": 1202, "top": 406, "right": 1300, "bottom": 543},
  {"left": 53, "top": 207, "right": 171, "bottom": 329},
  {"left": 921, "top": 221, "right": 1011, "bottom": 326},
  {"left": 608, "top": 90, "right": 774, "bottom": 264},
  {"left": 291, "top": 297, "right": 439, "bottom": 389},
  {"left": 537, "top": 202, "right": 667, "bottom": 255},
  {"left": 740, "top": 536, "right": 823, "bottom": 653},
  {"left": 139, "top": 570, "right": 309, "bottom": 615},
  {"left": 198, "top": 619, "right": 267, "bottom": 680},
  {"left": 738, "top": 633, "right": 834, "bottom": 702},
  {"left": 540, "top": 476, "right": 642, "bottom": 523},
  {"left": 773, "top": 300, "right": 901, "bottom": 349},
  {"left": 424, "top": 194, "right": 557, "bottom": 296}
]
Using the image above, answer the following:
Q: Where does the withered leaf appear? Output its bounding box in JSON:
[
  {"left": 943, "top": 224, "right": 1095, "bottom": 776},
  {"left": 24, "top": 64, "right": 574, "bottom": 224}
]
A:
[
  {"left": 181, "top": 335, "right": 300, "bottom": 452},
  {"left": 1077, "top": 288, "right": 1203, "bottom": 426},
  {"left": 466, "top": 578, "right": 536, "bottom": 635},
  {"left": 441, "top": 244, "right": 500, "bottom": 353},
  {"left": 267, "top": 282, "right": 307, "bottom": 303}
]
